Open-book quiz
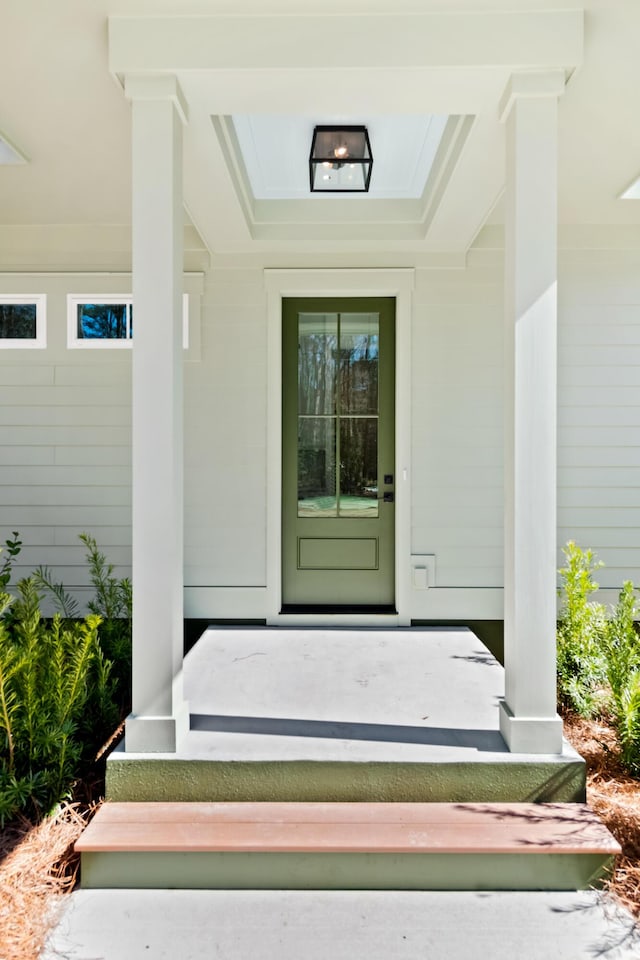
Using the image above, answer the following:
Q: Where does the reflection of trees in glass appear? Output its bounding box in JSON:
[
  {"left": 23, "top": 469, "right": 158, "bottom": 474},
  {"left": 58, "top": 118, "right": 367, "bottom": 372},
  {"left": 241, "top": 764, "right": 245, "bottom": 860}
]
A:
[
  {"left": 77, "top": 304, "right": 130, "bottom": 339},
  {"left": 0, "top": 304, "right": 37, "bottom": 339},
  {"left": 340, "top": 332, "right": 378, "bottom": 415},
  {"left": 298, "top": 419, "right": 336, "bottom": 511},
  {"left": 297, "top": 321, "right": 338, "bottom": 509},
  {"left": 298, "top": 325, "right": 336, "bottom": 415},
  {"left": 340, "top": 328, "right": 378, "bottom": 502},
  {"left": 297, "top": 316, "right": 379, "bottom": 514},
  {"left": 341, "top": 418, "right": 377, "bottom": 501}
]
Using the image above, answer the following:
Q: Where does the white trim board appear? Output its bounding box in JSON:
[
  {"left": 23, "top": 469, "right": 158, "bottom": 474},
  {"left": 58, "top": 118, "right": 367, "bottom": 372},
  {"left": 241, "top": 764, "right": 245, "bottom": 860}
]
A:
[{"left": 264, "top": 269, "right": 414, "bottom": 626}]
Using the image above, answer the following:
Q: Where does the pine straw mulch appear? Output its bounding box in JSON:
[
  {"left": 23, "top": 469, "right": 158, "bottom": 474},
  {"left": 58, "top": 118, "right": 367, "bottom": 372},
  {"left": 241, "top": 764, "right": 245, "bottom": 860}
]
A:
[
  {"left": 0, "top": 800, "right": 100, "bottom": 960},
  {"left": 563, "top": 713, "right": 640, "bottom": 920},
  {"left": 0, "top": 718, "right": 639, "bottom": 959}
]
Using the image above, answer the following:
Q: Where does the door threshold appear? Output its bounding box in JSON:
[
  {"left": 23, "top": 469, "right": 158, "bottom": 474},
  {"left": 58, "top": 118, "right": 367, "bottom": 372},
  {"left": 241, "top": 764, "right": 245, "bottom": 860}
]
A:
[
  {"left": 281, "top": 604, "right": 397, "bottom": 615},
  {"left": 270, "top": 607, "right": 404, "bottom": 628}
]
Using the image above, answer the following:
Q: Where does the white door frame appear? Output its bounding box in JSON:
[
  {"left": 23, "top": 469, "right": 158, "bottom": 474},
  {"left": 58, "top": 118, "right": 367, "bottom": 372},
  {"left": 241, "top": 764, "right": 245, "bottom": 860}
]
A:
[{"left": 264, "top": 268, "right": 414, "bottom": 626}]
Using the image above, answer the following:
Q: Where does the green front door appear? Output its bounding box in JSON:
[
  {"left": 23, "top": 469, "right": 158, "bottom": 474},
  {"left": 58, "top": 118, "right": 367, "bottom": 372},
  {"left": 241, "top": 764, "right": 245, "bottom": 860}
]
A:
[{"left": 282, "top": 297, "right": 395, "bottom": 609}]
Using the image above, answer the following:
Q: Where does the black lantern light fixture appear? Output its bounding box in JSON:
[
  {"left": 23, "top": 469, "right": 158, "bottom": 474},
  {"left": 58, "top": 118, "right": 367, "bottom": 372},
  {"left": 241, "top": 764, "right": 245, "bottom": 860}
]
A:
[{"left": 309, "top": 125, "right": 373, "bottom": 193}]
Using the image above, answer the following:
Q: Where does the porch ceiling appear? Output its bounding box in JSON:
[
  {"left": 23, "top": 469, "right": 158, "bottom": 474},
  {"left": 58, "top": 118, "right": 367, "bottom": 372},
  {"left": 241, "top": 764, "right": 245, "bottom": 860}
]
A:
[{"left": 1, "top": 1, "right": 640, "bottom": 262}]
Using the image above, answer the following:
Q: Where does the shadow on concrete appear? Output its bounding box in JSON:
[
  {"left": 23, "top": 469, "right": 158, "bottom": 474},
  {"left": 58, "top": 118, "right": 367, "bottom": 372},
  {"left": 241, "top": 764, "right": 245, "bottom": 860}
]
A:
[
  {"left": 450, "top": 649, "right": 499, "bottom": 667},
  {"left": 548, "top": 892, "right": 640, "bottom": 957},
  {"left": 190, "top": 713, "right": 507, "bottom": 752}
]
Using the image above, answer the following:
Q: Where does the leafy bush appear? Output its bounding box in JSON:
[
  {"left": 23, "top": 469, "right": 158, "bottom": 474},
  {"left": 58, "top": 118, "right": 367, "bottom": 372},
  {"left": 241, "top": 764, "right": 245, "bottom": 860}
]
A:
[
  {"left": 0, "top": 531, "right": 21, "bottom": 591},
  {"left": 0, "top": 532, "right": 131, "bottom": 824},
  {"left": 602, "top": 581, "right": 640, "bottom": 774},
  {"left": 34, "top": 533, "right": 132, "bottom": 708},
  {"left": 0, "top": 582, "right": 115, "bottom": 824},
  {"left": 80, "top": 532, "right": 131, "bottom": 702},
  {"left": 557, "top": 541, "right": 640, "bottom": 776},
  {"left": 557, "top": 541, "right": 608, "bottom": 716}
]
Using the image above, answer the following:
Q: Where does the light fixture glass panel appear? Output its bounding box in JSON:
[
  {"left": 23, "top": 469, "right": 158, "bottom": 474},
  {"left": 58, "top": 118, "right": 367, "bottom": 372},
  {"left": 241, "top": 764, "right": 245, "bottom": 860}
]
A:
[
  {"left": 312, "top": 164, "right": 367, "bottom": 191},
  {"left": 309, "top": 125, "right": 373, "bottom": 193}
]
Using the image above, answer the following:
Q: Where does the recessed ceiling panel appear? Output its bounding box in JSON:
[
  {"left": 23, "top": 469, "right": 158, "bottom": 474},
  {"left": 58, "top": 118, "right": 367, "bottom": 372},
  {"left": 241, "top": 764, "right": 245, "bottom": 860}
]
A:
[
  {"left": 232, "top": 115, "right": 448, "bottom": 200},
  {"left": 0, "top": 130, "right": 27, "bottom": 165}
]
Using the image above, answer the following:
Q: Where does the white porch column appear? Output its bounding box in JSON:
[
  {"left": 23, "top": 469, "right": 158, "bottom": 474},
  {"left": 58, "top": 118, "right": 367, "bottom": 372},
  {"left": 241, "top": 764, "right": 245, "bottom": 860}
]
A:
[
  {"left": 124, "top": 75, "right": 189, "bottom": 753},
  {"left": 499, "top": 71, "right": 565, "bottom": 754}
]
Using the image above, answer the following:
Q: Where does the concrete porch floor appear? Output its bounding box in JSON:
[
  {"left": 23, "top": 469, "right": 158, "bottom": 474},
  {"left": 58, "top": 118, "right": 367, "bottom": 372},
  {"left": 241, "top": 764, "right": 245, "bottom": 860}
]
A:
[
  {"left": 44, "top": 889, "right": 640, "bottom": 960},
  {"left": 107, "top": 627, "right": 585, "bottom": 803}
]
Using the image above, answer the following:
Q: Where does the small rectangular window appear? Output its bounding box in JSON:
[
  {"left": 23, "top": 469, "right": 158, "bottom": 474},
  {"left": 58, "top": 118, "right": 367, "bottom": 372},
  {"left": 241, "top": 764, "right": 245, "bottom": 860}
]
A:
[
  {"left": 77, "top": 302, "right": 132, "bottom": 341},
  {"left": 0, "top": 295, "right": 46, "bottom": 348},
  {"left": 67, "top": 295, "right": 188, "bottom": 349}
]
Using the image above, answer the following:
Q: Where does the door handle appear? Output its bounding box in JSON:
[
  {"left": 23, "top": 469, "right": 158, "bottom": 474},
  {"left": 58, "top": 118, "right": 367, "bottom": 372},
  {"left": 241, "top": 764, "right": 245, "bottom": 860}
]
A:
[{"left": 382, "top": 491, "right": 394, "bottom": 503}]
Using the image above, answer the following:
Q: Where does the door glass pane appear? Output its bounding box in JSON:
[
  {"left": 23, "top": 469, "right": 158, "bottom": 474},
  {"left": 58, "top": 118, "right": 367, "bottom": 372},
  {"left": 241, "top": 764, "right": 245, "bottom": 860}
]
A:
[
  {"left": 298, "top": 313, "right": 337, "bottom": 415},
  {"left": 339, "top": 313, "right": 379, "bottom": 414},
  {"left": 339, "top": 418, "right": 378, "bottom": 517},
  {"left": 298, "top": 417, "right": 337, "bottom": 517}
]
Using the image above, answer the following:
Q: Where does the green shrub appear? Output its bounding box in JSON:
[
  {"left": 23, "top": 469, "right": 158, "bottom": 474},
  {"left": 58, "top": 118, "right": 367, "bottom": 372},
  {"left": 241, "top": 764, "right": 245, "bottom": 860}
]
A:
[
  {"left": 557, "top": 542, "right": 640, "bottom": 777},
  {"left": 557, "top": 541, "right": 608, "bottom": 716},
  {"left": 0, "top": 531, "right": 21, "bottom": 591},
  {"left": 80, "top": 532, "right": 131, "bottom": 703},
  {"left": 0, "top": 579, "right": 115, "bottom": 824},
  {"left": 0, "top": 531, "right": 132, "bottom": 823},
  {"left": 601, "top": 580, "right": 640, "bottom": 775}
]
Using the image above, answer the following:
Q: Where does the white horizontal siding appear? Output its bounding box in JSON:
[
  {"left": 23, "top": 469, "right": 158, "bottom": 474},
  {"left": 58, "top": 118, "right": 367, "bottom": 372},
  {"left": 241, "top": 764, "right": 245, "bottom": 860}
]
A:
[
  {"left": 558, "top": 248, "right": 640, "bottom": 589},
  {"left": 411, "top": 266, "right": 503, "bottom": 591},
  {"left": 559, "top": 405, "right": 640, "bottom": 426},
  {"left": 0, "top": 366, "right": 54, "bottom": 385},
  {"left": 0, "top": 275, "right": 133, "bottom": 587},
  {"left": 2, "top": 249, "right": 640, "bottom": 618},
  {"left": 0, "top": 466, "right": 130, "bottom": 485},
  {"left": 0, "top": 505, "right": 131, "bottom": 527},
  {"left": 0, "top": 425, "right": 130, "bottom": 445},
  {"left": 183, "top": 267, "right": 267, "bottom": 592},
  {"left": 0, "top": 406, "right": 130, "bottom": 426},
  {"left": 0, "top": 385, "right": 131, "bottom": 406}
]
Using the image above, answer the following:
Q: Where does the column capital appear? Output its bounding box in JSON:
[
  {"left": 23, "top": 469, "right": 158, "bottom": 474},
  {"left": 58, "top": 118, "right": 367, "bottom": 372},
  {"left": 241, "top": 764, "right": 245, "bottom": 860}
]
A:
[
  {"left": 499, "top": 69, "right": 566, "bottom": 123},
  {"left": 124, "top": 73, "right": 188, "bottom": 125}
]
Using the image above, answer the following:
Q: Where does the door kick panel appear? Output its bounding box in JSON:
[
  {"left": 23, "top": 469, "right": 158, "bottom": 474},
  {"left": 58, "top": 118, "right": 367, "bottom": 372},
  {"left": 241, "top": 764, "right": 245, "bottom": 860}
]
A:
[{"left": 298, "top": 537, "right": 379, "bottom": 570}]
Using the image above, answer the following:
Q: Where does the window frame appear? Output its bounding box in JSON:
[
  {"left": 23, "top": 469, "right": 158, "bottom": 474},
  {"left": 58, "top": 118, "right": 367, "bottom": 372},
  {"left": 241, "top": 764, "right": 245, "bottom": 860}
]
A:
[
  {"left": 67, "top": 294, "right": 189, "bottom": 349},
  {"left": 0, "top": 294, "right": 47, "bottom": 348}
]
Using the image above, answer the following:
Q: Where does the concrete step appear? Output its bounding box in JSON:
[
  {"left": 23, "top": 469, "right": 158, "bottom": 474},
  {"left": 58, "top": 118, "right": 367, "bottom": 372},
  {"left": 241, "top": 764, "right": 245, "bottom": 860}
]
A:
[
  {"left": 106, "top": 750, "right": 587, "bottom": 804},
  {"left": 77, "top": 801, "right": 620, "bottom": 891}
]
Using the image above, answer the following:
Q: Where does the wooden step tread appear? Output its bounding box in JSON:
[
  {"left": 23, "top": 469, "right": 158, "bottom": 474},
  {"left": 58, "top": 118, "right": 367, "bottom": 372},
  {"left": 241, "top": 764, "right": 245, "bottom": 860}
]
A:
[{"left": 77, "top": 802, "right": 620, "bottom": 857}]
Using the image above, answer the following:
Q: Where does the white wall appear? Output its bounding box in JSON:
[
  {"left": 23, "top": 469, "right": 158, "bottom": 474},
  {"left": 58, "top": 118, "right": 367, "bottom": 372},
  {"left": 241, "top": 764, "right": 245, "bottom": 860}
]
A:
[
  {"left": 410, "top": 252, "right": 504, "bottom": 618},
  {"left": 0, "top": 272, "right": 201, "bottom": 609},
  {"left": 558, "top": 248, "right": 640, "bottom": 603},
  {"left": 0, "top": 274, "right": 132, "bottom": 604},
  {"left": 1, "top": 243, "right": 640, "bottom": 619},
  {"left": 184, "top": 268, "right": 268, "bottom": 618}
]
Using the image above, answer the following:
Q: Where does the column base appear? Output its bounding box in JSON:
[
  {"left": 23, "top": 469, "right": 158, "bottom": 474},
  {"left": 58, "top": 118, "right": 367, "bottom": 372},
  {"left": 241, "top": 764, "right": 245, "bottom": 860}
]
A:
[
  {"left": 124, "top": 700, "right": 190, "bottom": 753},
  {"left": 499, "top": 700, "right": 563, "bottom": 755}
]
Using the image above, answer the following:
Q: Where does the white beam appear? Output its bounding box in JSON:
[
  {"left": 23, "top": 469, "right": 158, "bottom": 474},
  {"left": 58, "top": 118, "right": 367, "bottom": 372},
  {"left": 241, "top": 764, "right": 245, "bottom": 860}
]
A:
[
  {"left": 124, "top": 74, "right": 189, "bottom": 753},
  {"left": 499, "top": 72, "right": 564, "bottom": 754},
  {"left": 109, "top": 11, "right": 583, "bottom": 74}
]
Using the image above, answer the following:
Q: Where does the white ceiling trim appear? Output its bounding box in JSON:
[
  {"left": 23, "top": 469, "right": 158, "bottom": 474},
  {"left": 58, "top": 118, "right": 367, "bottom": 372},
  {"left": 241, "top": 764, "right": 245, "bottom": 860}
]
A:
[
  {"left": 109, "top": 11, "right": 583, "bottom": 75},
  {"left": 212, "top": 115, "right": 473, "bottom": 237},
  {"left": 231, "top": 115, "right": 449, "bottom": 201},
  {"left": 109, "top": 8, "right": 583, "bottom": 255}
]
